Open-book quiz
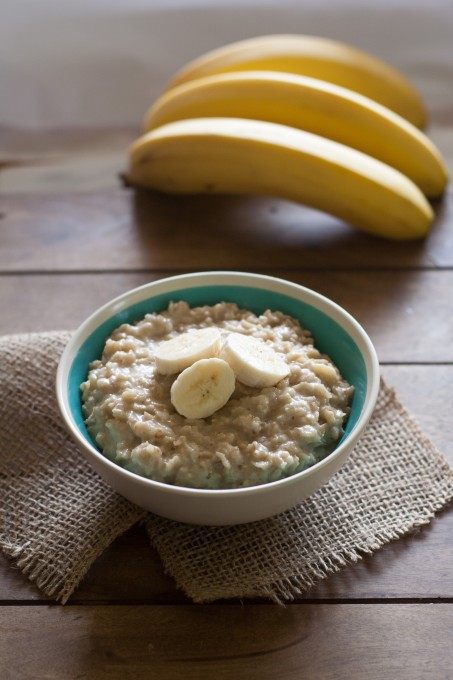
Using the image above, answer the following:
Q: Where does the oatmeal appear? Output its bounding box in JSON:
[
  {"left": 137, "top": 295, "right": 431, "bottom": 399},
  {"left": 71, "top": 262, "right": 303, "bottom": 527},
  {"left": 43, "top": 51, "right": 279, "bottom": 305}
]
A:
[{"left": 81, "top": 301, "right": 353, "bottom": 489}]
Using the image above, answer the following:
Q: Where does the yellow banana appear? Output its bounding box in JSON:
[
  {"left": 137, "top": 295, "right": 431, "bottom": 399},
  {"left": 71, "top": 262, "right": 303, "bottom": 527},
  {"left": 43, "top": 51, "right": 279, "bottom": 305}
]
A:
[
  {"left": 164, "top": 35, "right": 426, "bottom": 128},
  {"left": 145, "top": 71, "right": 447, "bottom": 198},
  {"left": 127, "top": 117, "right": 433, "bottom": 241}
]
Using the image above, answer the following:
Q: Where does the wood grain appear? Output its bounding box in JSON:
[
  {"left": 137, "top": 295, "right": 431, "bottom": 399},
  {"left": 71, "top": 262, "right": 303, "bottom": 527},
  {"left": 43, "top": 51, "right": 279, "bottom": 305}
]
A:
[
  {"left": 1, "top": 187, "right": 452, "bottom": 271},
  {"left": 1, "top": 604, "right": 453, "bottom": 679}
]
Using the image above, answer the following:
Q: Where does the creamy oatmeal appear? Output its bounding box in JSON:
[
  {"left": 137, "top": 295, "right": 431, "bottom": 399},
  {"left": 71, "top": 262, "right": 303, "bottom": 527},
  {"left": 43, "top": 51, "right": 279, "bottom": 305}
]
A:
[{"left": 81, "top": 301, "right": 353, "bottom": 489}]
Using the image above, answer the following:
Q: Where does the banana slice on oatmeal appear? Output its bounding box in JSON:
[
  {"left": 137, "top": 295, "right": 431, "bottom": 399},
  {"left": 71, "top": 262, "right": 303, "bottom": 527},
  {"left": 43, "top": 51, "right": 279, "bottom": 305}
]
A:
[
  {"left": 154, "top": 327, "right": 221, "bottom": 374},
  {"left": 170, "top": 357, "right": 236, "bottom": 419},
  {"left": 220, "top": 332, "right": 290, "bottom": 388}
]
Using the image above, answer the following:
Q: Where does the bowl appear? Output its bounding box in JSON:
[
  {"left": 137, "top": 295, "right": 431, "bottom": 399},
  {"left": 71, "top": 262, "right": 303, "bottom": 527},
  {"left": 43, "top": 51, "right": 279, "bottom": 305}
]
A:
[{"left": 56, "top": 271, "right": 380, "bottom": 525}]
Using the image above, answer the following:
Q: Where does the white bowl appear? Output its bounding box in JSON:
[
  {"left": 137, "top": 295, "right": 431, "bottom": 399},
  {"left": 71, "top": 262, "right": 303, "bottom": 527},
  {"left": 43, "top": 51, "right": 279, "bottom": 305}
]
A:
[{"left": 56, "top": 271, "right": 380, "bottom": 525}]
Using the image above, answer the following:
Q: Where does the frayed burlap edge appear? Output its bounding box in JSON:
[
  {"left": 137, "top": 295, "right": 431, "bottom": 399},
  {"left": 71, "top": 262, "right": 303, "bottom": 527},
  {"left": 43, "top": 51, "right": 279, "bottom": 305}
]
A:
[{"left": 1, "top": 506, "right": 146, "bottom": 604}]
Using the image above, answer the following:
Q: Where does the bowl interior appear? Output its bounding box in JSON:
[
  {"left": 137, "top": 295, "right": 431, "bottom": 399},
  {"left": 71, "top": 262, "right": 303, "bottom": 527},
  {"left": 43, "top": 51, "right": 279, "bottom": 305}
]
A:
[{"left": 67, "top": 284, "right": 368, "bottom": 454}]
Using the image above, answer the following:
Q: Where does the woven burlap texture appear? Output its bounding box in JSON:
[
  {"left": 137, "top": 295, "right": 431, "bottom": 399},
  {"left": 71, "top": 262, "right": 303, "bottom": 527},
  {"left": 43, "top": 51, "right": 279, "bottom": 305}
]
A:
[
  {"left": 0, "top": 332, "right": 146, "bottom": 603},
  {"left": 1, "top": 331, "right": 452, "bottom": 604}
]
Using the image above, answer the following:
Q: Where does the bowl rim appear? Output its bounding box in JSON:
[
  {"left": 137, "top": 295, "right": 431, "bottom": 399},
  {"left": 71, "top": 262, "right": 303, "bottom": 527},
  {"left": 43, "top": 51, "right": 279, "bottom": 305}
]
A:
[{"left": 56, "top": 270, "right": 380, "bottom": 498}]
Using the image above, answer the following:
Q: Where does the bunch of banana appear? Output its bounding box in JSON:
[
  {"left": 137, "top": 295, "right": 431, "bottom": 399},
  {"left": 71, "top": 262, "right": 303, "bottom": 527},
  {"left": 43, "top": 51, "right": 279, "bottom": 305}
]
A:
[
  {"left": 127, "top": 34, "right": 449, "bottom": 240},
  {"left": 163, "top": 34, "right": 426, "bottom": 126}
]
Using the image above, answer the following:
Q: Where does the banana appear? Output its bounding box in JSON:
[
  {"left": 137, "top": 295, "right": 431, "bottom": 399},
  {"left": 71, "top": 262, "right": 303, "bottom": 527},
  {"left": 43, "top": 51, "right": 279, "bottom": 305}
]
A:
[
  {"left": 170, "top": 357, "right": 236, "bottom": 419},
  {"left": 164, "top": 34, "right": 426, "bottom": 128},
  {"left": 145, "top": 71, "right": 447, "bottom": 198},
  {"left": 154, "top": 327, "right": 221, "bottom": 374},
  {"left": 220, "top": 333, "right": 290, "bottom": 388},
  {"left": 127, "top": 117, "right": 434, "bottom": 240}
]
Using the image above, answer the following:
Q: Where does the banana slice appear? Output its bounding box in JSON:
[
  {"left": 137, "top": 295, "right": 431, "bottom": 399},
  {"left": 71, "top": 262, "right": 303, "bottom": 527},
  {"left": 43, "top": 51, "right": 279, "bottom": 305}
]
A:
[
  {"left": 220, "top": 332, "right": 290, "bottom": 387},
  {"left": 154, "top": 327, "right": 221, "bottom": 374},
  {"left": 170, "top": 357, "right": 236, "bottom": 419}
]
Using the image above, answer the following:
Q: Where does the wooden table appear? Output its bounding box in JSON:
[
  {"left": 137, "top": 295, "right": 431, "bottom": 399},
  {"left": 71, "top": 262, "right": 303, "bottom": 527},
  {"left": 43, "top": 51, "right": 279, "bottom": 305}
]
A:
[{"left": 1, "top": 124, "right": 453, "bottom": 679}]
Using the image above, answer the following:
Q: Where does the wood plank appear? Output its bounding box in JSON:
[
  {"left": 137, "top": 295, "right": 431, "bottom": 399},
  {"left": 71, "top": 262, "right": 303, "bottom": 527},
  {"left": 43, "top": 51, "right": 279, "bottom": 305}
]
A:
[
  {"left": 379, "top": 365, "right": 453, "bottom": 455},
  {"left": 1, "top": 604, "right": 452, "bottom": 679},
  {"left": 1, "top": 270, "right": 453, "bottom": 363},
  {"left": 0, "top": 151, "right": 127, "bottom": 194},
  {"left": 0, "top": 552, "right": 47, "bottom": 602},
  {"left": 0, "top": 524, "right": 189, "bottom": 604},
  {"left": 1, "top": 186, "right": 452, "bottom": 271},
  {"left": 0, "top": 272, "right": 159, "bottom": 335}
]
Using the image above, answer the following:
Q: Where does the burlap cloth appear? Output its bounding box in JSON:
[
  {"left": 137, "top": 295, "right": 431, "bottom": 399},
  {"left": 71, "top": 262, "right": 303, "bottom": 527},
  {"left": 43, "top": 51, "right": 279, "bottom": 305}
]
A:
[{"left": 1, "top": 331, "right": 452, "bottom": 604}]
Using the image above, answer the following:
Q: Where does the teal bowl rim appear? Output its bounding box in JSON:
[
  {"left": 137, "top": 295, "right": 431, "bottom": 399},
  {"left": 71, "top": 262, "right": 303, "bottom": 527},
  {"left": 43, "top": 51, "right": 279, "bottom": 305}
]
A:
[{"left": 56, "top": 271, "right": 380, "bottom": 498}]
